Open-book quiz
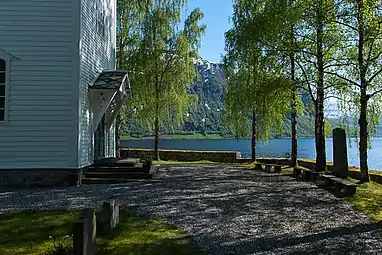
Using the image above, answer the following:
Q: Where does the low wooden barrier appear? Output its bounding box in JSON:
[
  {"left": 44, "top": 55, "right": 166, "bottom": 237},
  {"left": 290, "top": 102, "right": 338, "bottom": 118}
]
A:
[
  {"left": 72, "top": 200, "right": 121, "bottom": 254},
  {"left": 101, "top": 199, "right": 120, "bottom": 234},
  {"left": 73, "top": 208, "right": 97, "bottom": 255}
]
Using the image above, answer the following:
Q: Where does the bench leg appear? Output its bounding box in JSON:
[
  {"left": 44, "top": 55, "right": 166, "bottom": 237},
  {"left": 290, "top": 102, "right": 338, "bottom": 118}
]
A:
[
  {"left": 323, "top": 178, "right": 332, "bottom": 186},
  {"left": 292, "top": 168, "right": 301, "bottom": 177},
  {"left": 265, "top": 165, "right": 271, "bottom": 173},
  {"left": 334, "top": 182, "right": 345, "bottom": 196},
  {"left": 302, "top": 171, "right": 311, "bottom": 181},
  {"left": 343, "top": 186, "right": 357, "bottom": 197},
  {"left": 307, "top": 172, "right": 312, "bottom": 181}
]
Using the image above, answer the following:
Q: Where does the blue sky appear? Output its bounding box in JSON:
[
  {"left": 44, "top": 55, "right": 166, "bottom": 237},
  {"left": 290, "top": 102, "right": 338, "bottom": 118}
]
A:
[{"left": 182, "top": 0, "right": 233, "bottom": 62}]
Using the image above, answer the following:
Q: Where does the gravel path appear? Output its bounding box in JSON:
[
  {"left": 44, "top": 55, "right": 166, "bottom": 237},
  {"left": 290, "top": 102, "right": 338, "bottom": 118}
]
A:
[{"left": 1, "top": 164, "right": 382, "bottom": 254}]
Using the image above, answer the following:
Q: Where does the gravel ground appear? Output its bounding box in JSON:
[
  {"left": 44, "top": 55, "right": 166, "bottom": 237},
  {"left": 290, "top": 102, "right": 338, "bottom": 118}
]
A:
[{"left": 1, "top": 164, "right": 382, "bottom": 254}]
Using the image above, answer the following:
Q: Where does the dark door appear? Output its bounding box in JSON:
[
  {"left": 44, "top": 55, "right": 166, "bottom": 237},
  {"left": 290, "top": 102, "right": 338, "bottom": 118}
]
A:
[{"left": 94, "top": 115, "right": 105, "bottom": 160}]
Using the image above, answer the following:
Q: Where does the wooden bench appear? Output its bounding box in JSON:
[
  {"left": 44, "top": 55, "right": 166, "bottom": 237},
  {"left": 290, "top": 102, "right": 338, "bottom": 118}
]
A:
[
  {"left": 261, "top": 164, "right": 282, "bottom": 173},
  {"left": 322, "top": 174, "right": 357, "bottom": 196},
  {"left": 301, "top": 168, "right": 320, "bottom": 182},
  {"left": 264, "top": 164, "right": 272, "bottom": 173},
  {"left": 274, "top": 165, "right": 282, "bottom": 173},
  {"left": 255, "top": 163, "right": 263, "bottom": 171},
  {"left": 292, "top": 167, "right": 302, "bottom": 177},
  {"left": 293, "top": 166, "right": 320, "bottom": 181}
]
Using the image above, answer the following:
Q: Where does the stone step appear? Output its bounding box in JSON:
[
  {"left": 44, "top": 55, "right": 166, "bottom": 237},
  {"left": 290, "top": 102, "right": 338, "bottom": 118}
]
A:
[
  {"left": 93, "top": 158, "right": 141, "bottom": 167},
  {"left": 82, "top": 176, "right": 153, "bottom": 185},
  {"left": 87, "top": 165, "right": 148, "bottom": 173},
  {"left": 84, "top": 172, "right": 151, "bottom": 179}
]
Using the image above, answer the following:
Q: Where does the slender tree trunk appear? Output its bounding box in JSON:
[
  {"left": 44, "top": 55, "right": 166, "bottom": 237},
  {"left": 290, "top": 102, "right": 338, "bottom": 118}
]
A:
[
  {"left": 290, "top": 54, "right": 298, "bottom": 167},
  {"left": 115, "top": 14, "right": 124, "bottom": 160},
  {"left": 359, "top": 93, "right": 369, "bottom": 181},
  {"left": 252, "top": 112, "right": 256, "bottom": 161},
  {"left": 315, "top": 0, "right": 327, "bottom": 172},
  {"left": 154, "top": 75, "right": 160, "bottom": 160},
  {"left": 154, "top": 114, "right": 160, "bottom": 160},
  {"left": 288, "top": 0, "right": 297, "bottom": 167},
  {"left": 357, "top": 0, "right": 369, "bottom": 181},
  {"left": 115, "top": 113, "right": 121, "bottom": 159},
  {"left": 315, "top": 94, "right": 326, "bottom": 172}
]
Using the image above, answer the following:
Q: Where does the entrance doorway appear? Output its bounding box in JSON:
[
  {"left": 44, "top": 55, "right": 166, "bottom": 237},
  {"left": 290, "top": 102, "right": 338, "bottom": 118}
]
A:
[{"left": 94, "top": 115, "right": 105, "bottom": 160}]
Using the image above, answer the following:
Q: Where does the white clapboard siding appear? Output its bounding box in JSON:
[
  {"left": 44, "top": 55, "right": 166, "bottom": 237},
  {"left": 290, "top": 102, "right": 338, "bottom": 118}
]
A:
[
  {"left": 78, "top": 0, "right": 116, "bottom": 167},
  {"left": 0, "top": 0, "right": 79, "bottom": 169}
]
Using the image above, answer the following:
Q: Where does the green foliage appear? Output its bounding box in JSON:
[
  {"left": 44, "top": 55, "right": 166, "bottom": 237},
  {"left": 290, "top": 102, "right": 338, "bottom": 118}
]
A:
[
  {"left": 126, "top": 1, "right": 205, "bottom": 134},
  {"left": 222, "top": 0, "right": 294, "bottom": 142},
  {"left": 324, "top": 0, "right": 382, "bottom": 175}
]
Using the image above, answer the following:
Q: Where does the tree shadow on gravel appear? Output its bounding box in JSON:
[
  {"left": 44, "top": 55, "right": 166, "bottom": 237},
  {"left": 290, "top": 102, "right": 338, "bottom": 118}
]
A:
[
  {"left": 221, "top": 221, "right": 382, "bottom": 255},
  {"left": 122, "top": 164, "right": 382, "bottom": 254},
  {"left": 0, "top": 164, "right": 382, "bottom": 254}
]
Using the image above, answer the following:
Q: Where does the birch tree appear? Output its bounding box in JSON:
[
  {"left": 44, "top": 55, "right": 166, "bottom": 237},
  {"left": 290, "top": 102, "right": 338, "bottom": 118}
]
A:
[
  {"left": 116, "top": 0, "right": 151, "bottom": 157},
  {"left": 223, "top": 0, "right": 292, "bottom": 160},
  {"left": 293, "top": 0, "right": 340, "bottom": 171},
  {"left": 129, "top": 1, "right": 205, "bottom": 160},
  {"left": 331, "top": 0, "right": 382, "bottom": 181}
]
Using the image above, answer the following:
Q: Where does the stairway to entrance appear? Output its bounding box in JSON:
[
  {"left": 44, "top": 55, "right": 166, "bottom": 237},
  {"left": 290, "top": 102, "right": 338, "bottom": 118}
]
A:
[{"left": 82, "top": 158, "right": 154, "bottom": 184}]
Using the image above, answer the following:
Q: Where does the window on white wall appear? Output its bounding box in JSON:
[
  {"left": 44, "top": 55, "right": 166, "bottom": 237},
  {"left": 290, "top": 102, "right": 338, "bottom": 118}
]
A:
[
  {"left": 96, "top": 0, "right": 106, "bottom": 37},
  {"left": 0, "top": 59, "right": 7, "bottom": 122}
]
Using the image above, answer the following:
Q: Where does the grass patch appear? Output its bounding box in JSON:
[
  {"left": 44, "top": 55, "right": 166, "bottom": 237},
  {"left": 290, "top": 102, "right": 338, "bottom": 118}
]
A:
[
  {"left": 344, "top": 180, "right": 382, "bottom": 222},
  {"left": 0, "top": 210, "right": 205, "bottom": 255},
  {"left": 0, "top": 211, "right": 78, "bottom": 255},
  {"left": 97, "top": 212, "right": 206, "bottom": 254}
]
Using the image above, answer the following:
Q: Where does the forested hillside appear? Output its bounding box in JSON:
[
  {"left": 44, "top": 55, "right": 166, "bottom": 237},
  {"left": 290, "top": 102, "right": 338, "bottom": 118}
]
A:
[{"left": 123, "top": 58, "right": 336, "bottom": 138}]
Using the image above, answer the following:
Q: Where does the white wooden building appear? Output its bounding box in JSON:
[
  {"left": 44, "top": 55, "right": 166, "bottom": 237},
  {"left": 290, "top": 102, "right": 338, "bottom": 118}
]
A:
[{"left": 0, "top": 0, "right": 130, "bottom": 187}]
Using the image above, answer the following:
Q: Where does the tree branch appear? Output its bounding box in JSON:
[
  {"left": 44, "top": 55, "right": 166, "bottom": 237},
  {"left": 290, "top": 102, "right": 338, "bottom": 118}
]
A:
[
  {"left": 368, "top": 88, "right": 382, "bottom": 98},
  {"left": 367, "top": 67, "right": 382, "bottom": 84},
  {"left": 324, "top": 71, "right": 360, "bottom": 87},
  {"left": 295, "top": 60, "right": 316, "bottom": 103},
  {"left": 324, "top": 95, "right": 349, "bottom": 102},
  {"left": 333, "top": 20, "right": 357, "bottom": 31}
]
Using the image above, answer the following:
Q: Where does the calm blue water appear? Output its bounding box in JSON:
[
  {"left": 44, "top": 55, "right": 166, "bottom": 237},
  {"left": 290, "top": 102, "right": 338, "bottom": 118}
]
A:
[{"left": 121, "top": 138, "right": 382, "bottom": 171}]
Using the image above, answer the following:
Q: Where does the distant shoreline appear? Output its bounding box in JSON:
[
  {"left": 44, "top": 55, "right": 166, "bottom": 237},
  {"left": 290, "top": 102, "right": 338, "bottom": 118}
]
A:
[{"left": 121, "top": 134, "right": 382, "bottom": 141}]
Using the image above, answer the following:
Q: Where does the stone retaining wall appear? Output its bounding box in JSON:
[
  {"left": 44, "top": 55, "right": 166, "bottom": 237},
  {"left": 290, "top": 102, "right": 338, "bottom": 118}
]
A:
[
  {"left": 120, "top": 148, "right": 240, "bottom": 163},
  {"left": 0, "top": 169, "right": 81, "bottom": 190}
]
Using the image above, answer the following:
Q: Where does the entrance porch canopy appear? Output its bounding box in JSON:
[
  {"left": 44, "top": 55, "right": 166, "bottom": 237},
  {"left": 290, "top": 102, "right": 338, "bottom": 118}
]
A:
[{"left": 89, "top": 70, "right": 131, "bottom": 133}]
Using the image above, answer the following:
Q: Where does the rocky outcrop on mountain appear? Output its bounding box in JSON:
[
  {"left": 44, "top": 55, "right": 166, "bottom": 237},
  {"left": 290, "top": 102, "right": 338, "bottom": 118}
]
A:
[{"left": 183, "top": 58, "right": 226, "bottom": 133}]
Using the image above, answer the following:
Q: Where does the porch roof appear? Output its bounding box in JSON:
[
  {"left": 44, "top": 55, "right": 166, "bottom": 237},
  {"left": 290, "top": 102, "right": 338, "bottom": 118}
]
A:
[
  {"left": 89, "top": 70, "right": 129, "bottom": 90},
  {"left": 88, "top": 70, "right": 132, "bottom": 133}
]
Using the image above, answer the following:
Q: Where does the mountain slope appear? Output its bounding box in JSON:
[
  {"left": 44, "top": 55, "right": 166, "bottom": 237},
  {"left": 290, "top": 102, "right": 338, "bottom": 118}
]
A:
[{"left": 124, "top": 57, "right": 335, "bottom": 138}]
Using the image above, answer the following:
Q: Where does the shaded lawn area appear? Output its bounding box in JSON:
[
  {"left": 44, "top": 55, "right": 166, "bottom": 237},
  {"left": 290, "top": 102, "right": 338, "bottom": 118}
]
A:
[
  {"left": 0, "top": 211, "right": 77, "bottom": 255},
  {"left": 0, "top": 211, "right": 205, "bottom": 255},
  {"left": 345, "top": 179, "right": 382, "bottom": 222},
  {"left": 97, "top": 213, "right": 206, "bottom": 255}
]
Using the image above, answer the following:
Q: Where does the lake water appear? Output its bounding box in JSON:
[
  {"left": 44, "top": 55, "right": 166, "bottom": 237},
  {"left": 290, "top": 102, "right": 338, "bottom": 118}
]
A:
[{"left": 121, "top": 138, "right": 382, "bottom": 171}]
